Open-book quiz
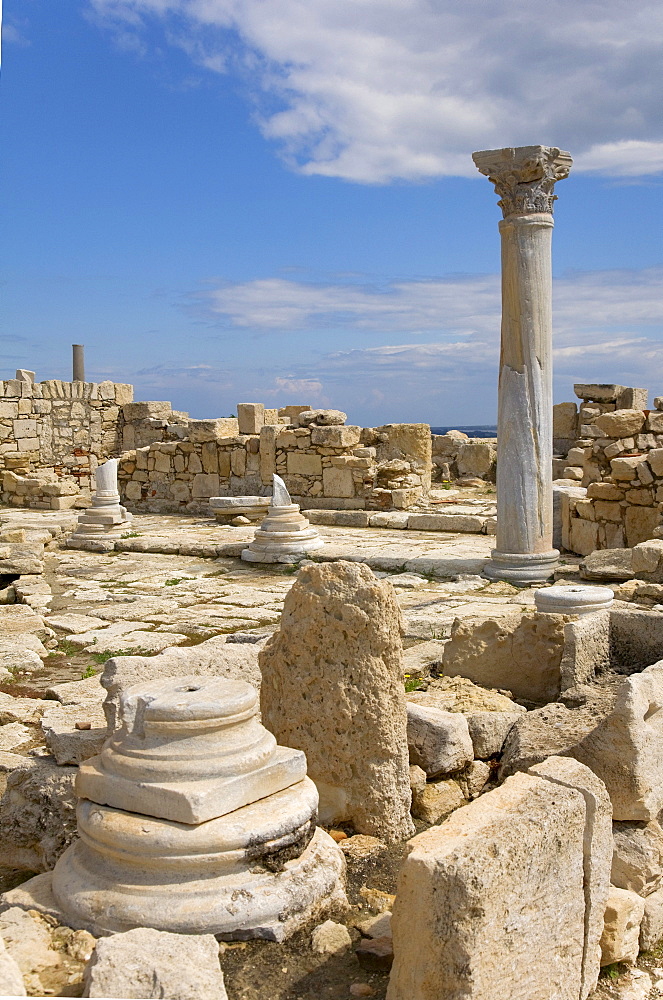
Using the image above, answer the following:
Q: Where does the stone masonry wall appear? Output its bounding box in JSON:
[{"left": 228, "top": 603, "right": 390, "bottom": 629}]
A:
[
  {"left": 0, "top": 378, "right": 133, "bottom": 510},
  {"left": 117, "top": 403, "right": 432, "bottom": 514}
]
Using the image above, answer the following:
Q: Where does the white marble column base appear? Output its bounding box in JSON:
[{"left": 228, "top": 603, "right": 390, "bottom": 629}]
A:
[{"left": 483, "top": 548, "right": 559, "bottom": 585}]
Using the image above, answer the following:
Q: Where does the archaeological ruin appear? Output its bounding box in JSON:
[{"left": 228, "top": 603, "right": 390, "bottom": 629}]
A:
[{"left": 1, "top": 146, "right": 663, "bottom": 1000}]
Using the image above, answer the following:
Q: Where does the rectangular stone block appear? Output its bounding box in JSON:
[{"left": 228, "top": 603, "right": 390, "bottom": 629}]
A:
[
  {"left": 259, "top": 425, "right": 278, "bottom": 485},
  {"left": 287, "top": 452, "right": 322, "bottom": 476},
  {"left": 187, "top": 419, "right": 239, "bottom": 443},
  {"left": 529, "top": 757, "right": 612, "bottom": 1000},
  {"left": 407, "top": 513, "right": 484, "bottom": 533},
  {"left": 310, "top": 425, "right": 362, "bottom": 448},
  {"left": 574, "top": 383, "right": 623, "bottom": 402},
  {"left": 387, "top": 771, "right": 586, "bottom": 1000},
  {"left": 191, "top": 474, "right": 220, "bottom": 498},
  {"left": 568, "top": 517, "right": 599, "bottom": 556},
  {"left": 77, "top": 744, "right": 307, "bottom": 824},
  {"left": 323, "top": 466, "right": 354, "bottom": 498},
  {"left": 122, "top": 401, "right": 172, "bottom": 421},
  {"left": 237, "top": 403, "right": 265, "bottom": 435}
]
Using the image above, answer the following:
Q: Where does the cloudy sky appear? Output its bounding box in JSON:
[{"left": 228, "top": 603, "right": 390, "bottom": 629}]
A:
[{"left": 2, "top": 0, "right": 662, "bottom": 425}]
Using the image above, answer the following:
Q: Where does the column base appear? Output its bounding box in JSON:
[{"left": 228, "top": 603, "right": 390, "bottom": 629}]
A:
[{"left": 483, "top": 548, "right": 559, "bottom": 585}]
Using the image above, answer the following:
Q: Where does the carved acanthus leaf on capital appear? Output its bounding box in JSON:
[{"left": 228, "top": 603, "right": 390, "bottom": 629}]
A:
[{"left": 472, "top": 145, "right": 573, "bottom": 218}]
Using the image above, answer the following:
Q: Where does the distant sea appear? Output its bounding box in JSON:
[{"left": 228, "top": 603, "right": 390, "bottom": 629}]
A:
[{"left": 431, "top": 425, "right": 497, "bottom": 438}]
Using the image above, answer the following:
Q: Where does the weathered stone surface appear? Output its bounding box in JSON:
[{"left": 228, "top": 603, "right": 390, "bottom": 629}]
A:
[
  {"left": 559, "top": 610, "right": 611, "bottom": 691},
  {"left": 406, "top": 704, "right": 473, "bottom": 777},
  {"left": 410, "top": 778, "right": 465, "bottom": 825},
  {"left": 595, "top": 410, "right": 646, "bottom": 438},
  {"left": 0, "top": 908, "right": 60, "bottom": 996},
  {"left": 101, "top": 637, "right": 261, "bottom": 730},
  {"left": 640, "top": 885, "right": 663, "bottom": 950},
  {"left": 570, "top": 662, "right": 663, "bottom": 821},
  {"left": 443, "top": 609, "right": 567, "bottom": 703},
  {"left": 600, "top": 887, "right": 644, "bottom": 966},
  {"left": 529, "top": 756, "right": 613, "bottom": 999},
  {"left": 82, "top": 927, "right": 228, "bottom": 999},
  {"left": 612, "top": 819, "right": 663, "bottom": 896},
  {"left": 406, "top": 677, "right": 524, "bottom": 715},
  {"left": 580, "top": 548, "right": 635, "bottom": 581},
  {"left": 610, "top": 609, "right": 663, "bottom": 674},
  {"left": 0, "top": 604, "right": 49, "bottom": 640},
  {"left": 0, "top": 935, "right": 26, "bottom": 996},
  {"left": 0, "top": 759, "right": 77, "bottom": 870},
  {"left": 466, "top": 711, "right": 522, "bottom": 758},
  {"left": 311, "top": 920, "right": 352, "bottom": 955},
  {"left": 388, "top": 771, "right": 586, "bottom": 1000},
  {"left": 626, "top": 504, "right": 661, "bottom": 547},
  {"left": 456, "top": 760, "right": 491, "bottom": 799},
  {"left": 259, "top": 561, "right": 414, "bottom": 842},
  {"left": 574, "top": 383, "right": 623, "bottom": 402},
  {"left": 499, "top": 702, "right": 610, "bottom": 780},
  {"left": 40, "top": 703, "right": 108, "bottom": 765}
]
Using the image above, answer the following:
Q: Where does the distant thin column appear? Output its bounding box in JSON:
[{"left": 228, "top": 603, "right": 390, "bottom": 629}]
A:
[
  {"left": 472, "top": 145, "right": 572, "bottom": 584},
  {"left": 72, "top": 344, "right": 85, "bottom": 382}
]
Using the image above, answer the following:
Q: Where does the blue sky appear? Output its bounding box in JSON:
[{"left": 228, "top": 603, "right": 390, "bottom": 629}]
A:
[{"left": 2, "top": 0, "right": 662, "bottom": 426}]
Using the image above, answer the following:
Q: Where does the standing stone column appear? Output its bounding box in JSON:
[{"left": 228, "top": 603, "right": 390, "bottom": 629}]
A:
[{"left": 472, "top": 145, "right": 572, "bottom": 584}]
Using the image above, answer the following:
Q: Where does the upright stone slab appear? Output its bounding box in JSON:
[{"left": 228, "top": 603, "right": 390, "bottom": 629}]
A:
[
  {"left": 259, "top": 561, "right": 414, "bottom": 843},
  {"left": 529, "top": 757, "right": 612, "bottom": 1000},
  {"left": 473, "top": 146, "right": 572, "bottom": 584},
  {"left": 387, "top": 771, "right": 587, "bottom": 1000},
  {"left": 570, "top": 661, "right": 663, "bottom": 821}
]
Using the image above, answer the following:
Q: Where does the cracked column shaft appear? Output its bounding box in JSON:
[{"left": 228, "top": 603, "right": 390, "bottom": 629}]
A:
[{"left": 473, "top": 145, "right": 573, "bottom": 584}]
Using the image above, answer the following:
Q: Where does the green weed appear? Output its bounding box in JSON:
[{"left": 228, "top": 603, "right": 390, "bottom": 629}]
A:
[
  {"left": 57, "top": 639, "right": 79, "bottom": 656},
  {"left": 121, "top": 531, "right": 142, "bottom": 538},
  {"left": 81, "top": 665, "right": 98, "bottom": 679},
  {"left": 404, "top": 676, "right": 425, "bottom": 693}
]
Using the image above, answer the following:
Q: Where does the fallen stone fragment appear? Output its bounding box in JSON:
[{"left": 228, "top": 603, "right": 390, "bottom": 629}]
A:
[
  {"left": 466, "top": 711, "right": 522, "bottom": 758},
  {"left": 0, "top": 758, "right": 77, "bottom": 870},
  {"left": 0, "top": 605, "right": 50, "bottom": 641},
  {"left": 570, "top": 662, "right": 663, "bottom": 820},
  {"left": 0, "top": 908, "right": 60, "bottom": 995},
  {"left": 40, "top": 703, "right": 108, "bottom": 765},
  {"left": 310, "top": 920, "right": 352, "bottom": 955},
  {"left": 45, "top": 674, "right": 106, "bottom": 705},
  {"left": 407, "top": 675, "right": 524, "bottom": 714},
  {"left": 456, "top": 760, "right": 491, "bottom": 799},
  {"left": 640, "top": 885, "right": 663, "bottom": 950},
  {"left": 355, "top": 936, "right": 393, "bottom": 972},
  {"left": 359, "top": 887, "right": 395, "bottom": 914},
  {"left": 600, "top": 887, "right": 644, "bottom": 966},
  {"left": 82, "top": 927, "right": 228, "bottom": 999},
  {"left": 612, "top": 819, "right": 663, "bottom": 896},
  {"left": 355, "top": 912, "right": 392, "bottom": 939},
  {"left": 0, "top": 723, "right": 30, "bottom": 752},
  {"left": 44, "top": 613, "right": 108, "bottom": 634},
  {"left": 0, "top": 692, "right": 50, "bottom": 725},
  {"left": 406, "top": 703, "right": 473, "bottom": 777},
  {"left": 339, "top": 835, "right": 387, "bottom": 861},
  {"left": 0, "top": 935, "right": 26, "bottom": 996},
  {"left": 411, "top": 778, "right": 465, "bottom": 825},
  {"left": 409, "top": 764, "right": 427, "bottom": 795},
  {"left": 389, "top": 771, "right": 588, "bottom": 999},
  {"left": 499, "top": 701, "right": 609, "bottom": 780}
]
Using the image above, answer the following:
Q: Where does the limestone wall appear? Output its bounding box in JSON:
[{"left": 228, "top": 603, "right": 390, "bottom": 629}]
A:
[
  {"left": 0, "top": 379, "right": 133, "bottom": 510},
  {"left": 432, "top": 432, "right": 496, "bottom": 483},
  {"left": 117, "top": 404, "right": 432, "bottom": 513}
]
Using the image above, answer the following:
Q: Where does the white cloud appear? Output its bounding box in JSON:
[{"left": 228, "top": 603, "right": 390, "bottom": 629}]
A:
[{"left": 89, "top": 0, "right": 663, "bottom": 181}]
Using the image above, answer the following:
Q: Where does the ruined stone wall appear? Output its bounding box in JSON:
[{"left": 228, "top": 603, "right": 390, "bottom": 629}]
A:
[
  {"left": 0, "top": 379, "right": 133, "bottom": 510},
  {"left": 432, "top": 431, "right": 496, "bottom": 483},
  {"left": 117, "top": 404, "right": 432, "bottom": 514}
]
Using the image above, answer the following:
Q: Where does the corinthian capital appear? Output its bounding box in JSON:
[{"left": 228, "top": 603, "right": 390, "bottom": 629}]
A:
[{"left": 472, "top": 145, "right": 573, "bottom": 218}]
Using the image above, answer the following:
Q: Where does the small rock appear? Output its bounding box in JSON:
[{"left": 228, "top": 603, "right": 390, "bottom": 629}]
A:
[
  {"left": 339, "top": 835, "right": 386, "bottom": 860},
  {"left": 406, "top": 703, "right": 473, "bottom": 777},
  {"left": 409, "top": 764, "right": 427, "bottom": 794},
  {"left": 83, "top": 927, "right": 227, "bottom": 1000},
  {"left": 355, "top": 912, "right": 392, "bottom": 939},
  {"left": 411, "top": 778, "right": 465, "bottom": 825},
  {"left": 456, "top": 760, "right": 491, "bottom": 799},
  {"left": 230, "top": 516, "right": 251, "bottom": 526},
  {"left": 328, "top": 829, "right": 348, "bottom": 843},
  {"left": 349, "top": 984, "right": 375, "bottom": 997},
  {"left": 311, "top": 920, "right": 352, "bottom": 955},
  {"left": 600, "top": 886, "right": 645, "bottom": 966},
  {"left": 355, "top": 936, "right": 394, "bottom": 972},
  {"left": 358, "top": 887, "right": 395, "bottom": 914}
]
